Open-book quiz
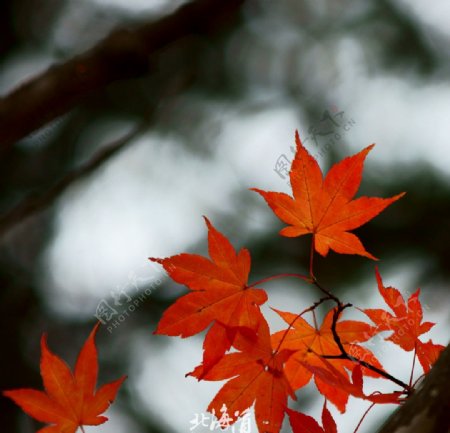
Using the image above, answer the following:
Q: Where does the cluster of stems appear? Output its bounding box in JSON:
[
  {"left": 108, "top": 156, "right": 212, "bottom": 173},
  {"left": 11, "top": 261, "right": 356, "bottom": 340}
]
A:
[{"left": 247, "top": 235, "right": 412, "bottom": 396}]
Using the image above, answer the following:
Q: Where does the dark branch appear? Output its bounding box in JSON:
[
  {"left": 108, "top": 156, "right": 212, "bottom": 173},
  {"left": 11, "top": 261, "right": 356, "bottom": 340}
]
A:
[
  {"left": 0, "top": 0, "right": 245, "bottom": 151},
  {"left": 324, "top": 300, "right": 411, "bottom": 391},
  {"left": 310, "top": 276, "right": 411, "bottom": 390},
  {"left": 0, "top": 64, "right": 192, "bottom": 237},
  {"left": 0, "top": 122, "right": 146, "bottom": 237}
]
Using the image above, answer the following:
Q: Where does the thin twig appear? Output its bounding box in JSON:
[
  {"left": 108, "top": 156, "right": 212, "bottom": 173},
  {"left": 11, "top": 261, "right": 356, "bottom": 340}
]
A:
[
  {"left": 330, "top": 303, "right": 353, "bottom": 355},
  {"left": 312, "top": 309, "right": 318, "bottom": 330},
  {"left": 312, "top": 278, "right": 341, "bottom": 304}
]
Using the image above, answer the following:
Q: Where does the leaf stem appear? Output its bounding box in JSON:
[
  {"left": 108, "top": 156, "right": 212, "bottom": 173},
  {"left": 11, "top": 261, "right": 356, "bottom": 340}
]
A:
[
  {"left": 312, "top": 309, "right": 318, "bottom": 330},
  {"left": 409, "top": 344, "right": 417, "bottom": 388},
  {"left": 353, "top": 402, "right": 376, "bottom": 433},
  {"left": 246, "top": 273, "right": 310, "bottom": 289},
  {"left": 309, "top": 235, "right": 315, "bottom": 279}
]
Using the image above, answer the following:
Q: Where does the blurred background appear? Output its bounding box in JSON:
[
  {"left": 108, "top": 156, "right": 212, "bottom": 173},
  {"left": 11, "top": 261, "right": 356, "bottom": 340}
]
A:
[{"left": 1, "top": 0, "right": 449, "bottom": 432}]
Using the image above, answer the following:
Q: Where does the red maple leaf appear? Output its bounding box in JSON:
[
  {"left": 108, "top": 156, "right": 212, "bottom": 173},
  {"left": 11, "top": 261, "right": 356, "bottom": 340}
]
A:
[
  {"left": 3, "top": 323, "right": 126, "bottom": 433},
  {"left": 150, "top": 217, "right": 267, "bottom": 373},
  {"left": 252, "top": 131, "right": 404, "bottom": 259},
  {"left": 304, "top": 359, "right": 404, "bottom": 405},
  {"left": 287, "top": 401, "right": 337, "bottom": 433},
  {"left": 415, "top": 340, "right": 445, "bottom": 374},
  {"left": 363, "top": 268, "right": 444, "bottom": 372},
  {"left": 191, "top": 317, "right": 295, "bottom": 433},
  {"left": 271, "top": 308, "right": 382, "bottom": 412}
]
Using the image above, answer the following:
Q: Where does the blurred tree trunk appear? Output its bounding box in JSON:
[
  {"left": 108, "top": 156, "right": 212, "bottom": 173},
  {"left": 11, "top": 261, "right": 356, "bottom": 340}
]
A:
[{"left": 376, "top": 343, "right": 450, "bottom": 433}]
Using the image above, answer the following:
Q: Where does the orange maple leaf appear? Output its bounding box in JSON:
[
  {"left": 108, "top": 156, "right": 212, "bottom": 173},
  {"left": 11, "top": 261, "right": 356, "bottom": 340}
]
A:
[
  {"left": 271, "top": 308, "right": 382, "bottom": 412},
  {"left": 287, "top": 401, "right": 337, "bottom": 433},
  {"left": 363, "top": 268, "right": 444, "bottom": 372},
  {"left": 3, "top": 323, "right": 126, "bottom": 433},
  {"left": 191, "top": 317, "right": 295, "bottom": 433},
  {"left": 150, "top": 217, "right": 267, "bottom": 373},
  {"left": 251, "top": 131, "right": 405, "bottom": 259}
]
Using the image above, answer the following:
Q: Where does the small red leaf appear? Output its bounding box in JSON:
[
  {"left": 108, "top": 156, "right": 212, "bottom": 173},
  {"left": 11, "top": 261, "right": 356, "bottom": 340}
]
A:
[{"left": 363, "top": 268, "right": 444, "bottom": 371}]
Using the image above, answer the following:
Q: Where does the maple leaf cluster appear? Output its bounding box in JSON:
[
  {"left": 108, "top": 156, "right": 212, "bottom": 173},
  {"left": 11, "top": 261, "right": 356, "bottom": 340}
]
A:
[
  {"left": 150, "top": 132, "right": 444, "bottom": 433},
  {"left": 3, "top": 131, "right": 444, "bottom": 433}
]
